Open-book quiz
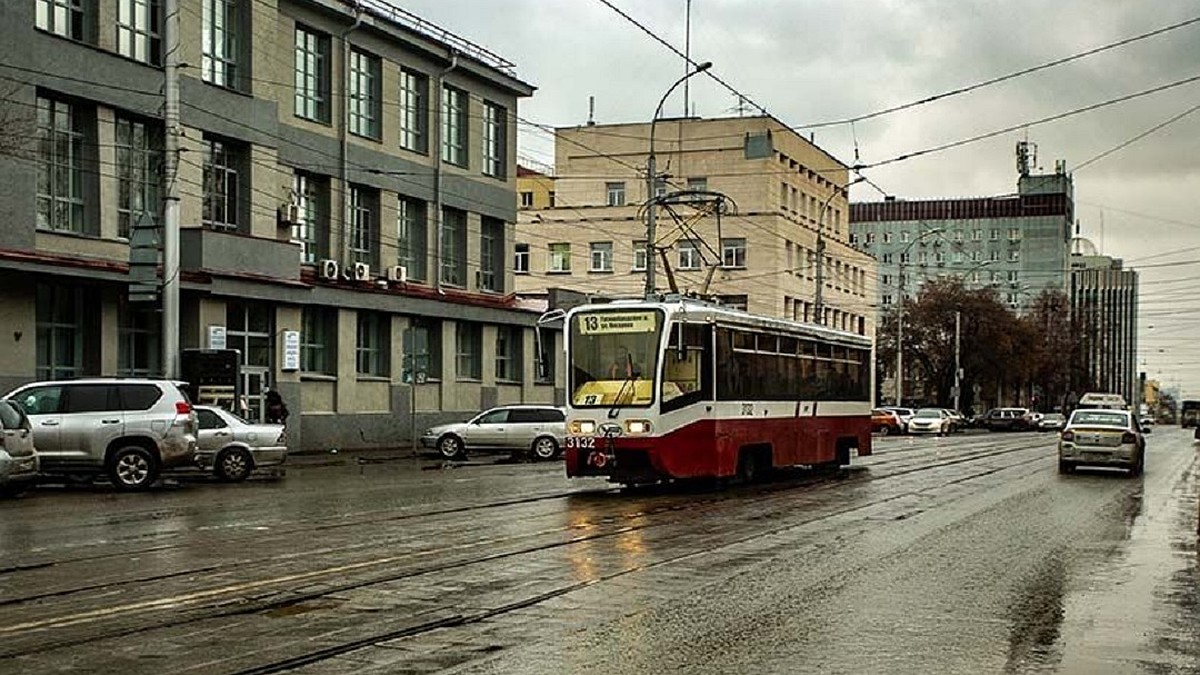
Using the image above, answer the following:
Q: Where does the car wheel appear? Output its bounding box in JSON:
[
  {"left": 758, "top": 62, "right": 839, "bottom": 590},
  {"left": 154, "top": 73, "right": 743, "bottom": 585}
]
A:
[
  {"left": 107, "top": 446, "right": 160, "bottom": 491},
  {"left": 1130, "top": 453, "right": 1144, "bottom": 477},
  {"left": 215, "top": 447, "right": 254, "bottom": 482},
  {"left": 880, "top": 425, "right": 892, "bottom": 436},
  {"left": 0, "top": 483, "right": 30, "bottom": 498},
  {"left": 438, "top": 434, "right": 466, "bottom": 460},
  {"left": 531, "top": 436, "right": 559, "bottom": 462}
]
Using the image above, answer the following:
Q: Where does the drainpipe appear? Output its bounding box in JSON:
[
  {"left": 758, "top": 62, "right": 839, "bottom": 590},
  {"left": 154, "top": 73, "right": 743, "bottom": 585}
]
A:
[
  {"left": 338, "top": 5, "right": 365, "bottom": 266},
  {"left": 433, "top": 51, "right": 459, "bottom": 293}
]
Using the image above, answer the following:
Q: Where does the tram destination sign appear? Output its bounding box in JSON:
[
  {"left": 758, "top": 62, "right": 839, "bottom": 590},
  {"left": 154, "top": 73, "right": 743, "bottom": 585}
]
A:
[{"left": 578, "top": 311, "right": 658, "bottom": 335}]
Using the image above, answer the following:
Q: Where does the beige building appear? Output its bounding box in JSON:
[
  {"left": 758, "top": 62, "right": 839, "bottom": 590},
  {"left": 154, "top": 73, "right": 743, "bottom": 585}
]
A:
[{"left": 514, "top": 116, "right": 876, "bottom": 335}]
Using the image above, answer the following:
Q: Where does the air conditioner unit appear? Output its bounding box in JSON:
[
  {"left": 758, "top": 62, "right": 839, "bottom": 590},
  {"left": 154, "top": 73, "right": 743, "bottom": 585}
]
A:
[
  {"left": 353, "top": 262, "right": 371, "bottom": 281},
  {"left": 320, "top": 259, "right": 339, "bottom": 279},
  {"left": 387, "top": 265, "right": 408, "bottom": 283},
  {"left": 278, "top": 203, "right": 300, "bottom": 227}
]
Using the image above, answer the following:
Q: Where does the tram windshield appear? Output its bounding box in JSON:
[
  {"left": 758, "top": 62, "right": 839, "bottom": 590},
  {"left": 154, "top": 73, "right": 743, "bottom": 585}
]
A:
[{"left": 569, "top": 309, "right": 663, "bottom": 408}]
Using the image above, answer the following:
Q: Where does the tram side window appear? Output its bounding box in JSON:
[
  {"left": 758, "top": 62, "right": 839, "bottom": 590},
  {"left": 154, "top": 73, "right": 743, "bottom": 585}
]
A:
[
  {"left": 662, "top": 323, "right": 712, "bottom": 412},
  {"left": 716, "top": 328, "right": 870, "bottom": 401}
]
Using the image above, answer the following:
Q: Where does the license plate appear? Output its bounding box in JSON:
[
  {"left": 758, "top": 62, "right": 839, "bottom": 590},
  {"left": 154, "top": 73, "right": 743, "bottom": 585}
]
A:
[{"left": 565, "top": 436, "right": 597, "bottom": 450}]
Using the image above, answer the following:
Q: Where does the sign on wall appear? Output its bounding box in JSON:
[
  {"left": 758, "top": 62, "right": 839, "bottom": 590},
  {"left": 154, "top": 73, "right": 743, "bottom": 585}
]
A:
[
  {"left": 282, "top": 330, "right": 301, "bottom": 371},
  {"left": 208, "top": 325, "right": 227, "bottom": 350}
]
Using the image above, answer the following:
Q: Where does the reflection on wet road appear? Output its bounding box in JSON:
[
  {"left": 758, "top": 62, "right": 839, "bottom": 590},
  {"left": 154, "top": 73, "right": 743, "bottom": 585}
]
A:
[{"left": 0, "top": 430, "right": 1197, "bottom": 673}]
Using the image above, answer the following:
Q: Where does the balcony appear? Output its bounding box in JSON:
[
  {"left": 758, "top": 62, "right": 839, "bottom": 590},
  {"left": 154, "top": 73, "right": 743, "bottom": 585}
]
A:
[{"left": 181, "top": 228, "right": 302, "bottom": 282}]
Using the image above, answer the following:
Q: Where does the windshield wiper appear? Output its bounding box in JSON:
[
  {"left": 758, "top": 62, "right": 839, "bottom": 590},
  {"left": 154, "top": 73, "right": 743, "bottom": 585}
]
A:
[{"left": 607, "top": 353, "right": 636, "bottom": 419}]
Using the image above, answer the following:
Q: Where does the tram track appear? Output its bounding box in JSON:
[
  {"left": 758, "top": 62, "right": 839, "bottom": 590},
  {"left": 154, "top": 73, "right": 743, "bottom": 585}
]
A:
[{"left": 0, "top": 435, "right": 1054, "bottom": 667}]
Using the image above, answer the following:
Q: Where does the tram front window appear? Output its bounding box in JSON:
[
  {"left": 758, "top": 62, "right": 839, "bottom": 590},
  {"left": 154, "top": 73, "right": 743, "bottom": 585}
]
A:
[{"left": 569, "top": 310, "right": 663, "bottom": 408}]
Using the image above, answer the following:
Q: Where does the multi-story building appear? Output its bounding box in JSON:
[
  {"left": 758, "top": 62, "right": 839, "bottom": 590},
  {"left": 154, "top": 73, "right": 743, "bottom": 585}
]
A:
[
  {"left": 850, "top": 152, "right": 1074, "bottom": 316},
  {"left": 1069, "top": 237, "right": 1138, "bottom": 405},
  {"left": 0, "top": 0, "right": 559, "bottom": 451},
  {"left": 514, "top": 116, "right": 876, "bottom": 335}
]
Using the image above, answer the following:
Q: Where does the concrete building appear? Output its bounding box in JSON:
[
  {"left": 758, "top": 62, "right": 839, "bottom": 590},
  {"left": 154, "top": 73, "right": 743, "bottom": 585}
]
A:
[
  {"left": 513, "top": 116, "right": 876, "bottom": 335},
  {"left": 850, "top": 149, "right": 1074, "bottom": 316},
  {"left": 1069, "top": 237, "right": 1139, "bottom": 406},
  {"left": 0, "top": 0, "right": 561, "bottom": 452}
]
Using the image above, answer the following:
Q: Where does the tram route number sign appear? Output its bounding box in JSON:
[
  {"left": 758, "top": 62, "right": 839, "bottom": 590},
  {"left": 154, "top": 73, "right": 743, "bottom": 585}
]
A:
[{"left": 578, "top": 311, "right": 657, "bottom": 335}]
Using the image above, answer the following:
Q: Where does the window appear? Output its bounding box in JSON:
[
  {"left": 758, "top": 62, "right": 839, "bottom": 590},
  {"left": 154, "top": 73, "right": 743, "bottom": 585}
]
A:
[
  {"left": 294, "top": 25, "right": 330, "bottom": 123},
  {"left": 201, "top": 0, "right": 240, "bottom": 88},
  {"left": 989, "top": 250, "right": 1001, "bottom": 262},
  {"left": 118, "top": 302, "right": 160, "bottom": 377},
  {"left": 881, "top": 273, "right": 892, "bottom": 286},
  {"left": 356, "top": 312, "right": 389, "bottom": 376},
  {"left": 780, "top": 182, "right": 788, "bottom": 209},
  {"left": 115, "top": 383, "right": 161, "bottom": 413},
  {"left": 953, "top": 230, "right": 964, "bottom": 242},
  {"left": 606, "top": 182, "right": 626, "bottom": 206},
  {"left": 1008, "top": 228, "right": 1021, "bottom": 241},
  {"left": 495, "top": 326, "right": 523, "bottom": 382},
  {"left": 292, "top": 172, "right": 329, "bottom": 264},
  {"left": 633, "top": 241, "right": 647, "bottom": 271},
  {"left": 514, "top": 243, "right": 530, "bottom": 273},
  {"left": 722, "top": 238, "right": 746, "bottom": 268},
  {"left": 398, "top": 68, "right": 428, "bottom": 153},
  {"left": 36, "top": 284, "right": 89, "bottom": 380},
  {"left": 115, "top": 116, "right": 161, "bottom": 239},
  {"left": 535, "top": 331, "right": 555, "bottom": 384},
  {"left": 441, "top": 85, "right": 468, "bottom": 166},
  {"left": 548, "top": 243, "right": 571, "bottom": 273},
  {"left": 197, "top": 408, "right": 226, "bottom": 430},
  {"left": 678, "top": 240, "right": 701, "bottom": 270},
  {"left": 396, "top": 195, "right": 427, "bottom": 281},
  {"left": 479, "top": 217, "right": 504, "bottom": 292},
  {"left": 934, "top": 251, "right": 945, "bottom": 264},
  {"left": 202, "top": 136, "right": 244, "bottom": 231},
  {"left": 117, "top": 0, "right": 160, "bottom": 64},
  {"left": 882, "top": 232, "right": 893, "bottom": 244},
  {"left": 455, "top": 322, "right": 482, "bottom": 380},
  {"left": 687, "top": 177, "right": 707, "bottom": 192},
  {"left": 36, "top": 0, "right": 86, "bottom": 40},
  {"left": 1008, "top": 270, "right": 1020, "bottom": 283},
  {"left": 1007, "top": 293, "right": 1020, "bottom": 305},
  {"left": 971, "top": 250, "right": 982, "bottom": 262},
  {"left": 348, "top": 49, "right": 381, "bottom": 138},
  {"left": 17, "top": 386, "right": 64, "bottom": 416},
  {"left": 968, "top": 271, "right": 981, "bottom": 283},
  {"left": 865, "top": 232, "right": 875, "bottom": 244},
  {"left": 900, "top": 231, "right": 910, "bottom": 243},
  {"left": 348, "top": 185, "right": 378, "bottom": 267},
  {"left": 717, "top": 295, "right": 748, "bottom": 311},
  {"left": 972, "top": 229, "right": 983, "bottom": 241},
  {"left": 882, "top": 295, "right": 893, "bottom": 306},
  {"left": 952, "top": 251, "right": 964, "bottom": 264},
  {"left": 403, "top": 318, "right": 441, "bottom": 382},
  {"left": 899, "top": 253, "right": 911, "bottom": 264},
  {"left": 991, "top": 271, "right": 1004, "bottom": 283},
  {"left": 300, "top": 307, "right": 336, "bottom": 374},
  {"left": 990, "top": 228, "right": 1000, "bottom": 241},
  {"left": 482, "top": 101, "right": 507, "bottom": 178},
  {"left": 440, "top": 206, "right": 467, "bottom": 286},
  {"left": 590, "top": 242, "right": 613, "bottom": 272},
  {"left": 1008, "top": 250, "right": 1020, "bottom": 262},
  {"left": 36, "top": 96, "right": 87, "bottom": 233},
  {"left": 548, "top": 191, "right": 556, "bottom": 207},
  {"left": 654, "top": 178, "right": 668, "bottom": 198},
  {"left": 881, "top": 253, "right": 893, "bottom": 264},
  {"left": 64, "top": 385, "right": 118, "bottom": 413},
  {"left": 519, "top": 191, "right": 533, "bottom": 208}
]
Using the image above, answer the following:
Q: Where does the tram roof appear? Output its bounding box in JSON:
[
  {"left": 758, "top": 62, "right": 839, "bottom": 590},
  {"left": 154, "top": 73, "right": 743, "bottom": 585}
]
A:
[{"left": 564, "top": 298, "right": 873, "bottom": 348}]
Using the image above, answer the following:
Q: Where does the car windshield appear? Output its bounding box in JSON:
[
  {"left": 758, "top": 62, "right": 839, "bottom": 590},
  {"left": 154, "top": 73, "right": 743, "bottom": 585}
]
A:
[
  {"left": 568, "top": 309, "right": 663, "bottom": 408},
  {"left": 1069, "top": 411, "right": 1129, "bottom": 427},
  {"left": 914, "top": 409, "right": 942, "bottom": 418}
]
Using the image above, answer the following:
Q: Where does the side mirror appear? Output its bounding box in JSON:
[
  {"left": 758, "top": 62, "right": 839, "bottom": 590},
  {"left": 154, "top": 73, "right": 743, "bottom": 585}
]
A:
[{"left": 675, "top": 322, "right": 687, "bottom": 362}]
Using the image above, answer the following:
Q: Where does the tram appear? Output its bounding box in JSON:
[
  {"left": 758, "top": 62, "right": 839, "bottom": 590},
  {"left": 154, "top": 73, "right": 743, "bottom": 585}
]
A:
[{"left": 560, "top": 298, "right": 873, "bottom": 485}]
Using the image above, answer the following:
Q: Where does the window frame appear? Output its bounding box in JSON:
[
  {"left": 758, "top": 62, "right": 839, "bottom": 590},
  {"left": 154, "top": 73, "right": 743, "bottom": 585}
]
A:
[
  {"left": 494, "top": 325, "right": 523, "bottom": 383},
  {"left": 632, "top": 240, "right": 648, "bottom": 271},
  {"left": 479, "top": 216, "right": 504, "bottom": 292},
  {"left": 36, "top": 0, "right": 86, "bottom": 40},
  {"left": 294, "top": 24, "right": 331, "bottom": 124},
  {"left": 292, "top": 171, "right": 328, "bottom": 264},
  {"left": 514, "top": 242, "right": 530, "bottom": 274},
  {"left": 300, "top": 307, "right": 336, "bottom": 375},
  {"left": 348, "top": 48, "right": 381, "bottom": 139},
  {"left": 481, "top": 100, "right": 507, "bottom": 179},
  {"left": 721, "top": 237, "right": 747, "bottom": 269},
  {"left": 589, "top": 241, "right": 613, "bottom": 273},
  {"left": 117, "top": 0, "right": 161, "bottom": 65},
  {"left": 548, "top": 243, "right": 571, "bottom": 273},
  {"left": 348, "top": 184, "right": 378, "bottom": 267},
  {"left": 455, "top": 322, "right": 483, "bottom": 381},
  {"left": 201, "top": 0, "right": 240, "bottom": 89},
  {"left": 115, "top": 115, "right": 161, "bottom": 239},
  {"left": 397, "top": 194, "right": 428, "bottom": 282},
  {"left": 355, "top": 311, "right": 389, "bottom": 377},
  {"left": 678, "top": 240, "right": 701, "bottom": 270},
  {"left": 201, "top": 135, "right": 245, "bottom": 232},
  {"left": 440, "top": 206, "right": 468, "bottom": 287},
  {"left": 36, "top": 96, "right": 88, "bottom": 234},
  {"left": 441, "top": 84, "right": 468, "bottom": 167},
  {"left": 403, "top": 318, "right": 441, "bottom": 383},
  {"left": 398, "top": 67, "right": 429, "bottom": 153},
  {"left": 605, "top": 182, "right": 626, "bottom": 207}
]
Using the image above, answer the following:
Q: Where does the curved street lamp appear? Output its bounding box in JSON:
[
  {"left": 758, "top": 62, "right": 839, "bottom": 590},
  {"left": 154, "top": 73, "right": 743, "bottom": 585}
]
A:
[{"left": 644, "top": 61, "right": 713, "bottom": 300}]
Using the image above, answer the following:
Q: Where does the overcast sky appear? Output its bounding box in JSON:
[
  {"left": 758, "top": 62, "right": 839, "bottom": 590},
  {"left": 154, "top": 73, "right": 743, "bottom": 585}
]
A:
[{"left": 395, "top": 0, "right": 1200, "bottom": 397}]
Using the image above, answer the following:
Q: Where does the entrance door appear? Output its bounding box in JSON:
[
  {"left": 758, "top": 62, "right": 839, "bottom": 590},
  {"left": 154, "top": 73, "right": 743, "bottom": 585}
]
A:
[{"left": 243, "top": 368, "right": 268, "bottom": 423}]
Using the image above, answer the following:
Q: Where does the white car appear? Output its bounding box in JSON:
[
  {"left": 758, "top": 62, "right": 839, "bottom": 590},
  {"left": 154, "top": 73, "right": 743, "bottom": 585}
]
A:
[
  {"left": 0, "top": 400, "right": 39, "bottom": 497},
  {"left": 907, "top": 408, "right": 953, "bottom": 436},
  {"left": 422, "top": 405, "right": 566, "bottom": 461},
  {"left": 194, "top": 406, "right": 288, "bottom": 482},
  {"left": 1058, "top": 409, "right": 1146, "bottom": 476}
]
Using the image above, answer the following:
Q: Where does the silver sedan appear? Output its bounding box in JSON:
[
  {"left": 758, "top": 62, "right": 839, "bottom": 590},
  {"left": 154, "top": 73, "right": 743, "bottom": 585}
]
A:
[{"left": 194, "top": 406, "right": 288, "bottom": 482}]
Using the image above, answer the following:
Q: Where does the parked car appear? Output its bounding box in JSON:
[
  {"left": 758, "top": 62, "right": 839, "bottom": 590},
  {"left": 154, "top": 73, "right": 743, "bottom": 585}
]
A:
[
  {"left": 1058, "top": 408, "right": 1146, "bottom": 475},
  {"left": 984, "top": 408, "right": 1035, "bottom": 432},
  {"left": 941, "top": 409, "right": 967, "bottom": 433},
  {"left": 880, "top": 407, "right": 915, "bottom": 433},
  {"left": 0, "top": 400, "right": 39, "bottom": 497},
  {"left": 871, "top": 409, "right": 903, "bottom": 436},
  {"left": 4, "top": 379, "right": 198, "bottom": 491},
  {"left": 194, "top": 406, "right": 288, "bottom": 482},
  {"left": 422, "top": 405, "right": 566, "bottom": 461},
  {"left": 1037, "top": 413, "right": 1067, "bottom": 432},
  {"left": 908, "top": 408, "right": 953, "bottom": 436}
]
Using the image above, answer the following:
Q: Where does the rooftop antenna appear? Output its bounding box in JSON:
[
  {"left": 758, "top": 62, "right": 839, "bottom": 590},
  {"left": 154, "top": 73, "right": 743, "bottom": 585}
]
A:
[
  {"left": 587, "top": 95, "right": 595, "bottom": 126},
  {"left": 682, "top": 0, "right": 693, "bottom": 117}
]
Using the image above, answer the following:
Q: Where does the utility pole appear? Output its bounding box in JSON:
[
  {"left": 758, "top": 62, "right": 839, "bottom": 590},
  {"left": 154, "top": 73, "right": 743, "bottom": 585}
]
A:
[
  {"left": 813, "top": 237, "right": 826, "bottom": 324},
  {"left": 953, "top": 310, "right": 962, "bottom": 412},
  {"left": 162, "top": 0, "right": 181, "bottom": 378},
  {"left": 895, "top": 263, "right": 904, "bottom": 405}
]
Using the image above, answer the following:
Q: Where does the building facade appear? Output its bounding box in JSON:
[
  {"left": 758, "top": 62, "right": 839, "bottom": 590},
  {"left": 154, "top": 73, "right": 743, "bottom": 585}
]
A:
[
  {"left": 513, "top": 116, "right": 876, "bottom": 335},
  {"left": 0, "top": 0, "right": 561, "bottom": 452},
  {"left": 1070, "top": 238, "right": 1139, "bottom": 406},
  {"left": 850, "top": 164, "right": 1074, "bottom": 316}
]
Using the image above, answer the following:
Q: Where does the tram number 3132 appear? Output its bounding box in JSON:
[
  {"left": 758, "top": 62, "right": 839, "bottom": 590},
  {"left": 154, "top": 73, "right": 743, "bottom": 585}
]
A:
[{"left": 566, "top": 436, "right": 597, "bottom": 449}]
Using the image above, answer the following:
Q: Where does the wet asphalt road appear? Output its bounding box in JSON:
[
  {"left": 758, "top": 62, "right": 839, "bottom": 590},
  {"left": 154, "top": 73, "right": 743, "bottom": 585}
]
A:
[{"left": 1, "top": 429, "right": 1198, "bottom": 674}]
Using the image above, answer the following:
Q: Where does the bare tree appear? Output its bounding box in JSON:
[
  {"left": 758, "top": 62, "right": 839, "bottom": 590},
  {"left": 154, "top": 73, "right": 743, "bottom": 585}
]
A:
[{"left": 0, "top": 80, "right": 36, "bottom": 160}]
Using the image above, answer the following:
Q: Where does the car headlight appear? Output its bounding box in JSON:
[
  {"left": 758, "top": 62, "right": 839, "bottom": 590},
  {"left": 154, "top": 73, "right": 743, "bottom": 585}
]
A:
[
  {"left": 625, "top": 419, "right": 652, "bottom": 435},
  {"left": 570, "top": 420, "right": 597, "bottom": 435}
]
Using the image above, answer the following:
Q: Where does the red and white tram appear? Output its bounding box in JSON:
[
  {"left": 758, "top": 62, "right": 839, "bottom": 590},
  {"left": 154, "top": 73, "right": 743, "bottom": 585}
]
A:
[{"left": 561, "top": 298, "right": 873, "bottom": 485}]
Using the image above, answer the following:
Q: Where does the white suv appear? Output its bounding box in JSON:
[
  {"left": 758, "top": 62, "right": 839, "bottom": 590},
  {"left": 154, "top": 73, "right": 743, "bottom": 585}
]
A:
[{"left": 5, "top": 379, "right": 198, "bottom": 491}]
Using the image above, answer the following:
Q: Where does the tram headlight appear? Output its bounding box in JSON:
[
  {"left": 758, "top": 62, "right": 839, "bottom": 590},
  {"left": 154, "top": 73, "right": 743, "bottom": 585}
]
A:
[
  {"left": 625, "top": 419, "right": 652, "bottom": 435},
  {"left": 570, "top": 420, "right": 597, "bottom": 435}
]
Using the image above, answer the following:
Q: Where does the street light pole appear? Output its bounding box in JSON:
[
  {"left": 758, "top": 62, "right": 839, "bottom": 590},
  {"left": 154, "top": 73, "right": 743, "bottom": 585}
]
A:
[
  {"left": 644, "top": 61, "right": 712, "bottom": 301},
  {"left": 893, "top": 227, "right": 944, "bottom": 405}
]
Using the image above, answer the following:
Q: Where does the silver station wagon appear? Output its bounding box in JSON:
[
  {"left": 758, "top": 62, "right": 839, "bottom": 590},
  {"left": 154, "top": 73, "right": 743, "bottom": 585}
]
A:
[{"left": 422, "top": 405, "right": 566, "bottom": 461}]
